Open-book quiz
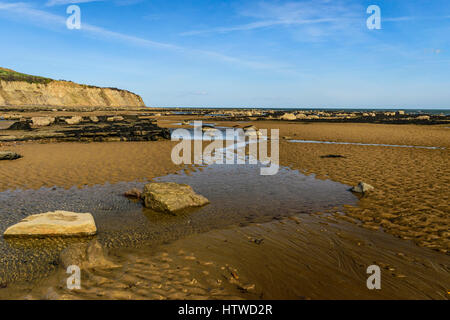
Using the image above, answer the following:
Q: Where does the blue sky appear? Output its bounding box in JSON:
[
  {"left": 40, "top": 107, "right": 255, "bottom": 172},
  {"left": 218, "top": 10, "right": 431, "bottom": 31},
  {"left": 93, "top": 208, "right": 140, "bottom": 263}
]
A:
[{"left": 0, "top": 0, "right": 449, "bottom": 108}]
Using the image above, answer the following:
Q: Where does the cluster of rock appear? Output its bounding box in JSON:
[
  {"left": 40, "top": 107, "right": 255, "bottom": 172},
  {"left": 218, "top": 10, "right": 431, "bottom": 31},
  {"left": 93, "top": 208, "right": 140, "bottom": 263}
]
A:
[
  {"left": 143, "top": 107, "right": 449, "bottom": 124},
  {"left": 0, "top": 114, "right": 170, "bottom": 142},
  {"left": 273, "top": 110, "right": 446, "bottom": 124}
]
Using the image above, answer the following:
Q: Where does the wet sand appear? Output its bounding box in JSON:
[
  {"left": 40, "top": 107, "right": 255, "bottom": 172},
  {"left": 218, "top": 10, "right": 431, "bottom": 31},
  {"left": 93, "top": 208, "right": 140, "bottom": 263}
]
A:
[
  {"left": 0, "top": 118, "right": 449, "bottom": 299},
  {"left": 5, "top": 214, "right": 449, "bottom": 300},
  {"left": 250, "top": 122, "right": 449, "bottom": 254},
  {"left": 163, "top": 119, "right": 450, "bottom": 252},
  {"left": 0, "top": 141, "right": 183, "bottom": 191}
]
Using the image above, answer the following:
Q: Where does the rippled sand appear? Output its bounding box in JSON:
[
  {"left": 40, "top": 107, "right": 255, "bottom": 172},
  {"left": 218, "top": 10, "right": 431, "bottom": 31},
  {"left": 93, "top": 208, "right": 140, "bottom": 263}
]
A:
[
  {"left": 0, "top": 141, "right": 183, "bottom": 191},
  {"left": 5, "top": 214, "right": 449, "bottom": 300},
  {"left": 0, "top": 119, "right": 449, "bottom": 299},
  {"left": 251, "top": 122, "right": 450, "bottom": 254}
]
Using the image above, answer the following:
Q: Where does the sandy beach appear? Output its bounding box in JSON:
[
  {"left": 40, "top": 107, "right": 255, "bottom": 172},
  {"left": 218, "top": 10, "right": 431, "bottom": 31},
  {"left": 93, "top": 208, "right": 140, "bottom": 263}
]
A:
[
  {"left": 0, "top": 115, "right": 449, "bottom": 300},
  {"left": 255, "top": 121, "right": 450, "bottom": 253},
  {"left": 0, "top": 141, "right": 183, "bottom": 191},
  {"left": 3, "top": 0, "right": 450, "bottom": 307}
]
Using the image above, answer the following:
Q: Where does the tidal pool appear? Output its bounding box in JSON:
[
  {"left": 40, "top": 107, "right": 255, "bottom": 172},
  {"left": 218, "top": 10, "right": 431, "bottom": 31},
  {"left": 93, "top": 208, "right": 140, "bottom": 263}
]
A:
[
  {"left": 288, "top": 139, "right": 444, "bottom": 149},
  {"left": 0, "top": 161, "right": 356, "bottom": 284}
]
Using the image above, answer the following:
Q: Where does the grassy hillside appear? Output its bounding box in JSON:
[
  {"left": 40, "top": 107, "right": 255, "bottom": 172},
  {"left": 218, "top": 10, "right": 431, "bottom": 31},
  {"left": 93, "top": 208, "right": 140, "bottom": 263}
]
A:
[{"left": 0, "top": 67, "right": 53, "bottom": 84}]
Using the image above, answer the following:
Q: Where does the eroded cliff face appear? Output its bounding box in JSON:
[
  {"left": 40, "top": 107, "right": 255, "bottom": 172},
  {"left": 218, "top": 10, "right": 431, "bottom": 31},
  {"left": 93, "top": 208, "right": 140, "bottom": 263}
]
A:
[{"left": 0, "top": 80, "right": 145, "bottom": 108}]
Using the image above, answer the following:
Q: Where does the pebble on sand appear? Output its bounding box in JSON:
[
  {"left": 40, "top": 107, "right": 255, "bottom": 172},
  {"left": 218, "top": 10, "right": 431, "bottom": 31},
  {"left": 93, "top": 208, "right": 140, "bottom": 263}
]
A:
[
  {"left": 124, "top": 188, "right": 142, "bottom": 199},
  {"left": 350, "top": 182, "right": 374, "bottom": 194}
]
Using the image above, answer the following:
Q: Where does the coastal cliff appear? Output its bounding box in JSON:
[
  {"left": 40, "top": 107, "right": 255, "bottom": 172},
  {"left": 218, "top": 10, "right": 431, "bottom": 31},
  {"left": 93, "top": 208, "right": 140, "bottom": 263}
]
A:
[{"left": 0, "top": 67, "right": 145, "bottom": 108}]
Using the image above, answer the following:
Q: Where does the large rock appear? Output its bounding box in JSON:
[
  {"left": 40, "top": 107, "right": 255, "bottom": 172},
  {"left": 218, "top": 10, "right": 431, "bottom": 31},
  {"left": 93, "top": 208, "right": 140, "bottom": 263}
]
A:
[
  {"left": 3, "top": 211, "right": 97, "bottom": 237},
  {"left": 31, "top": 117, "right": 55, "bottom": 127},
  {"left": 0, "top": 151, "right": 22, "bottom": 160},
  {"left": 280, "top": 113, "right": 297, "bottom": 120},
  {"left": 350, "top": 182, "right": 374, "bottom": 194},
  {"left": 64, "top": 116, "right": 82, "bottom": 125},
  {"left": 143, "top": 182, "right": 209, "bottom": 213}
]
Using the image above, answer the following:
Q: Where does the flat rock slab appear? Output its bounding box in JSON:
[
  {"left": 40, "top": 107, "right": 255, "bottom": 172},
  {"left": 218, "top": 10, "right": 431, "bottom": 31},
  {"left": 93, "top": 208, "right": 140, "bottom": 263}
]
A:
[
  {"left": 143, "top": 182, "right": 209, "bottom": 213},
  {"left": 0, "top": 151, "right": 22, "bottom": 160},
  {"left": 3, "top": 211, "right": 97, "bottom": 237}
]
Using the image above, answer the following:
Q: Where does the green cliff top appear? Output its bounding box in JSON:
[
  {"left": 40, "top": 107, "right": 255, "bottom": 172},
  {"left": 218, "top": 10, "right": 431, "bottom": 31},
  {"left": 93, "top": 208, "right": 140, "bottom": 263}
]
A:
[
  {"left": 0, "top": 67, "right": 137, "bottom": 95},
  {"left": 0, "top": 67, "right": 53, "bottom": 84}
]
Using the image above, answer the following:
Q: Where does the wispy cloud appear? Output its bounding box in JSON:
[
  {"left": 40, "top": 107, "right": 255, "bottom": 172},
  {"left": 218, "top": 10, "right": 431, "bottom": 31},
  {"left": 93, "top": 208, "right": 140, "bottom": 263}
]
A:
[
  {"left": 0, "top": 1, "right": 291, "bottom": 72},
  {"left": 45, "top": 0, "right": 104, "bottom": 7},
  {"left": 114, "top": 0, "right": 144, "bottom": 6},
  {"left": 181, "top": 0, "right": 360, "bottom": 37},
  {"left": 383, "top": 16, "right": 416, "bottom": 22},
  {"left": 180, "top": 17, "right": 342, "bottom": 36},
  {"left": 180, "top": 1, "right": 449, "bottom": 41},
  {"left": 45, "top": 0, "right": 144, "bottom": 6}
]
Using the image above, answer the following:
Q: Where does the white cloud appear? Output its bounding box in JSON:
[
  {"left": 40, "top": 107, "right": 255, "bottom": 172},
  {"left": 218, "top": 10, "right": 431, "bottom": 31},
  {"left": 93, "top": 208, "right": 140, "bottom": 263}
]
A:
[
  {"left": 180, "top": 17, "right": 341, "bottom": 36},
  {"left": 0, "top": 1, "right": 292, "bottom": 72},
  {"left": 45, "top": 0, "right": 104, "bottom": 7},
  {"left": 181, "top": 0, "right": 360, "bottom": 37}
]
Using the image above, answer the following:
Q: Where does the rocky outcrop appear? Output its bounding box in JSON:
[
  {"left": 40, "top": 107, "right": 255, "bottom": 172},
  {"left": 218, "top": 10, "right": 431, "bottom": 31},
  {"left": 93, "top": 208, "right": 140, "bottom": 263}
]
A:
[
  {"left": 0, "top": 68, "right": 145, "bottom": 108},
  {"left": 0, "top": 115, "right": 171, "bottom": 142},
  {"left": 64, "top": 116, "right": 82, "bottom": 125},
  {"left": 3, "top": 211, "right": 97, "bottom": 237},
  {"left": 280, "top": 113, "right": 297, "bottom": 120},
  {"left": 31, "top": 116, "right": 55, "bottom": 126},
  {"left": 143, "top": 182, "right": 209, "bottom": 213}
]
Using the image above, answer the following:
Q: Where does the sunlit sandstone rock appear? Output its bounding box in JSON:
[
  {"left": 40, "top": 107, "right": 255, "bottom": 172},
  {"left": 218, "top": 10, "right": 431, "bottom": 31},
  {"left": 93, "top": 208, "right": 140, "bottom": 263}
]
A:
[
  {"left": 143, "top": 182, "right": 209, "bottom": 213},
  {"left": 3, "top": 211, "right": 97, "bottom": 237},
  {"left": 280, "top": 113, "right": 297, "bottom": 120},
  {"left": 31, "top": 116, "right": 55, "bottom": 127}
]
